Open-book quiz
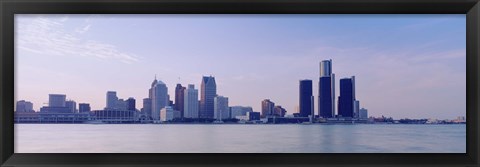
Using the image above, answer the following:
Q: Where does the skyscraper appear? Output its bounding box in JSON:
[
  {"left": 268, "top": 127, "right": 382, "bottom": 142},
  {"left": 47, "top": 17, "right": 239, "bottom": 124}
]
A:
[
  {"left": 319, "top": 60, "right": 335, "bottom": 118},
  {"left": 261, "top": 99, "right": 275, "bottom": 118},
  {"left": 142, "top": 98, "right": 152, "bottom": 117},
  {"left": 184, "top": 84, "right": 199, "bottom": 118},
  {"left": 354, "top": 100, "right": 360, "bottom": 118},
  {"left": 214, "top": 96, "right": 229, "bottom": 120},
  {"left": 79, "top": 103, "right": 91, "bottom": 113},
  {"left": 49, "top": 94, "right": 66, "bottom": 107},
  {"left": 338, "top": 76, "right": 356, "bottom": 118},
  {"left": 175, "top": 84, "right": 186, "bottom": 118},
  {"left": 149, "top": 77, "right": 169, "bottom": 120},
  {"left": 299, "top": 79, "right": 314, "bottom": 117},
  {"left": 200, "top": 76, "right": 216, "bottom": 119},
  {"left": 106, "top": 91, "right": 118, "bottom": 110},
  {"left": 126, "top": 97, "right": 136, "bottom": 111}
]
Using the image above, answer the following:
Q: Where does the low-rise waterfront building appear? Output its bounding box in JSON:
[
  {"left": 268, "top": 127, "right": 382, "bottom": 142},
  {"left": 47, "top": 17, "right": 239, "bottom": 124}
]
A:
[
  {"left": 214, "top": 96, "right": 229, "bottom": 120},
  {"left": 93, "top": 109, "right": 137, "bottom": 123},
  {"left": 79, "top": 103, "right": 91, "bottom": 113},
  {"left": 267, "top": 117, "right": 310, "bottom": 124},
  {"left": 247, "top": 112, "right": 261, "bottom": 121},
  {"left": 160, "top": 106, "right": 180, "bottom": 122},
  {"left": 40, "top": 106, "right": 71, "bottom": 113},
  {"left": 229, "top": 106, "right": 253, "bottom": 119},
  {"left": 235, "top": 115, "right": 249, "bottom": 121},
  {"left": 15, "top": 112, "right": 91, "bottom": 123},
  {"left": 359, "top": 108, "right": 368, "bottom": 119}
]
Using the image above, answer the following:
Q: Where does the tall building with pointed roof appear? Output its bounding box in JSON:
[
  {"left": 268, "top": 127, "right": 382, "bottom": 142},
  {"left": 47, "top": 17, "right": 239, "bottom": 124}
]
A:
[
  {"left": 149, "top": 76, "right": 169, "bottom": 120},
  {"left": 199, "top": 76, "right": 216, "bottom": 119}
]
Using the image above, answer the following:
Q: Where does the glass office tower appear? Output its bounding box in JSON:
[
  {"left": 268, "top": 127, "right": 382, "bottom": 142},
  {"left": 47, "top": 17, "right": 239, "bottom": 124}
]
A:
[
  {"left": 318, "top": 60, "right": 335, "bottom": 118},
  {"left": 299, "top": 79, "right": 314, "bottom": 117}
]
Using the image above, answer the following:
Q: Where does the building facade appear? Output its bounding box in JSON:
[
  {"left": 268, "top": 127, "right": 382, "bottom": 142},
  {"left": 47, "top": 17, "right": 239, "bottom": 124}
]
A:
[
  {"left": 126, "top": 97, "right": 136, "bottom": 111},
  {"left": 142, "top": 98, "right": 152, "bottom": 118},
  {"left": 149, "top": 78, "right": 169, "bottom": 121},
  {"left": 175, "top": 84, "right": 186, "bottom": 118},
  {"left": 247, "top": 112, "right": 261, "bottom": 121},
  {"left": 338, "top": 76, "right": 356, "bottom": 118},
  {"left": 200, "top": 76, "right": 216, "bottom": 119},
  {"left": 160, "top": 106, "right": 180, "bottom": 122},
  {"left": 299, "top": 79, "right": 314, "bottom": 117},
  {"left": 15, "top": 112, "right": 90, "bottom": 123},
  {"left": 319, "top": 60, "right": 335, "bottom": 118},
  {"left": 79, "top": 103, "right": 91, "bottom": 113},
  {"left": 184, "top": 84, "right": 199, "bottom": 118},
  {"left": 214, "top": 96, "right": 229, "bottom": 120},
  {"left": 41, "top": 94, "right": 69, "bottom": 113},
  {"left": 16, "top": 100, "right": 34, "bottom": 112},
  {"left": 49, "top": 94, "right": 66, "bottom": 107},
  {"left": 106, "top": 91, "right": 118, "bottom": 109},
  {"left": 359, "top": 108, "right": 368, "bottom": 119},
  {"left": 65, "top": 100, "right": 77, "bottom": 113},
  {"left": 273, "top": 105, "right": 287, "bottom": 117},
  {"left": 261, "top": 99, "right": 275, "bottom": 118},
  {"left": 116, "top": 99, "right": 127, "bottom": 110},
  {"left": 354, "top": 100, "right": 360, "bottom": 118},
  {"left": 230, "top": 106, "right": 253, "bottom": 118},
  {"left": 40, "top": 106, "right": 71, "bottom": 113},
  {"left": 93, "top": 110, "right": 137, "bottom": 123}
]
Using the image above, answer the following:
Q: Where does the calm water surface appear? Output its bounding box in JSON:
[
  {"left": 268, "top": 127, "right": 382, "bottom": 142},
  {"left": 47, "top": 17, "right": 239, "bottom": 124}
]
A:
[{"left": 15, "top": 124, "right": 465, "bottom": 153}]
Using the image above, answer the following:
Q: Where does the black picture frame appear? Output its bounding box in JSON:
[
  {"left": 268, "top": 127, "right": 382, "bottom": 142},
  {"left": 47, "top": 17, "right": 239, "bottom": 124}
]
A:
[{"left": 1, "top": 0, "right": 479, "bottom": 166}]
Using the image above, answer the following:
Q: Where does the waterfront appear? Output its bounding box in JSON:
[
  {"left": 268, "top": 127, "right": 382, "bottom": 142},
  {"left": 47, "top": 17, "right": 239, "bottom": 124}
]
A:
[{"left": 15, "top": 124, "right": 465, "bottom": 153}]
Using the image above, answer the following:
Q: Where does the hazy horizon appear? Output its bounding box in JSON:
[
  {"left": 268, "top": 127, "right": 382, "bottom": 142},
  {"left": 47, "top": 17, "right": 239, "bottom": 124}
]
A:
[{"left": 15, "top": 14, "right": 466, "bottom": 120}]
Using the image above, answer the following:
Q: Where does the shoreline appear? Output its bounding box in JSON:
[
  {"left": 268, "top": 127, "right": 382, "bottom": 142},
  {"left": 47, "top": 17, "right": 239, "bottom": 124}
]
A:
[{"left": 13, "top": 122, "right": 466, "bottom": 125}]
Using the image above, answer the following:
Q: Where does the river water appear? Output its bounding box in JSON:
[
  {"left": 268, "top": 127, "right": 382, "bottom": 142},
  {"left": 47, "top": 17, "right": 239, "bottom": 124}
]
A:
[{"left": 14, "top": 124, "right": 466, "bottom": 153}]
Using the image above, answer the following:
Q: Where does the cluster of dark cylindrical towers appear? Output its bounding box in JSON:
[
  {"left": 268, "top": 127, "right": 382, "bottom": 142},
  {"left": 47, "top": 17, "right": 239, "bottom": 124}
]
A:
[{"left": 299, "top": 59, "right": 357, "bottom": 118}]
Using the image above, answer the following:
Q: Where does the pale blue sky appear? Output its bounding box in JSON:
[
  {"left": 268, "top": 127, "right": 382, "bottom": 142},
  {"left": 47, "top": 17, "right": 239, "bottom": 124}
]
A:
[{"left": 15, "top": 14, "right": 466, "bottom": 119}]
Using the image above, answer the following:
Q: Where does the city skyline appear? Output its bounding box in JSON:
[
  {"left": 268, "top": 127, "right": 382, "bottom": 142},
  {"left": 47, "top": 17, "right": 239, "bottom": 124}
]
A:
[{"left": 15, "top": 14, "right": 466, "bottom": 119}]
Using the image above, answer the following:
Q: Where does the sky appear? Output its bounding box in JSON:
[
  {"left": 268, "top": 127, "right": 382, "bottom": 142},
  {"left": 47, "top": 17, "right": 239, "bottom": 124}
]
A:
[{"left": 14, "top": 14, "right": 466, "bottom": 120}]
